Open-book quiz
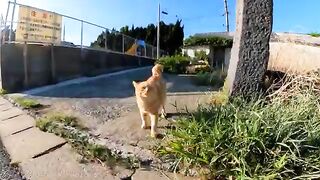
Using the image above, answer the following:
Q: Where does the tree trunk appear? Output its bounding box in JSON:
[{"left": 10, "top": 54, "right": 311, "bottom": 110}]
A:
[{"left": 225, "top": 0, "right": 273, "bottom": 99}]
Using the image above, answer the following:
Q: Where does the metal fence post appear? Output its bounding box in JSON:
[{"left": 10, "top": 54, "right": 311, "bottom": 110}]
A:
[
  {"left": 23, "top": 42, "right": 29, "bottom": 88},
  {"left": 80, "top": 20, "right": 83, "bottom": 48},
  {"left": 105, "top": 29, "right": 107, "bottom": 49},
  {"left": 122, "top": 34, "right": 124, "bottom": 53},
  {"left": 9, "top": 0, "right": 17, "bottom": 42},
  {"left": 3, "top": 2, "right": 10, "bottom": 43},
  {"left": 51, "top": 44, "right": 56, "bottom": 83}
]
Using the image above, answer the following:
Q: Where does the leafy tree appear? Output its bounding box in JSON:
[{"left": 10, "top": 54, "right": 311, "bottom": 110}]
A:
[{"left": 91, "top": 20, "right": 184, "bottom": 55}]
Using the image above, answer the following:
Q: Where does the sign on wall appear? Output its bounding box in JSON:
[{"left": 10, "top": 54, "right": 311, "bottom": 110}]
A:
[{"left": 16, "top": 6, "right": 62, "bottom": 44}]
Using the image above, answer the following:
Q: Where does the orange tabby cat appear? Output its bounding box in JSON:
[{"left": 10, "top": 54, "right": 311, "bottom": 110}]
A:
[{"left": 132, "top": 64, "right": 166, "bottom": 137}]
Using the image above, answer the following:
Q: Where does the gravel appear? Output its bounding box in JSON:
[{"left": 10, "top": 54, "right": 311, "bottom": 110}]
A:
[{"left": 0, "top": 141, "right": 24, "bottom": 180}]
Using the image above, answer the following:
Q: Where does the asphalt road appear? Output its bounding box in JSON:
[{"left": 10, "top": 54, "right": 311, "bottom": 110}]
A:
[{"left": 0, "top": 141, "right": 23, "bottom": 180}]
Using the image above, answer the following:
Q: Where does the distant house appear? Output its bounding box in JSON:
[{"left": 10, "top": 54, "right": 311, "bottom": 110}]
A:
[{"left": 182, "top": 32, "right": 234, "bottom": 72}]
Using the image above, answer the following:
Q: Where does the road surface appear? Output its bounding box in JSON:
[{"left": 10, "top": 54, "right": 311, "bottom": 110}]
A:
[{"left": 0, "top": 140, "right": 23, "bottom": 180}]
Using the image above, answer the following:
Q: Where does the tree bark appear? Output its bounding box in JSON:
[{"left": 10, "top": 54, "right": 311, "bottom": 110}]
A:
[{"left": 225, "top": 0, "right": 273, "bottom": 98}]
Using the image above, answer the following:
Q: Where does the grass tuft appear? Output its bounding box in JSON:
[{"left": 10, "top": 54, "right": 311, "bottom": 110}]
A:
[
  {"left": 0, "top": 89, "right": 7, "bottom": 96},
  {"left": 13, "top": 97, "right": 42, "bottom": 109},
  {"left": 36, "top": 113, "right": 86, "bottom": 131}
]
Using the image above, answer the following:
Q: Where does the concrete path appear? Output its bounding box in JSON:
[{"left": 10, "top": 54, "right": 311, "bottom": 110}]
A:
[
  {"left": 0, "top": 97, "right": 197, "bottom": 179},
  {"left": 0, "top": 97, "right": 116, "bottom": 180}
]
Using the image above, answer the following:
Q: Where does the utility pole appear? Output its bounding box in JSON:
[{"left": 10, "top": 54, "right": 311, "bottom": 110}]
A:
[
  {"left": 0, "top": 14, "right": 3, "bottom": 45},
  {"left": 223, "top": 0, "right": 230, "bottom": 32},
  {"left": 157, "top": 3, "right": 160, "bottom": 59}
]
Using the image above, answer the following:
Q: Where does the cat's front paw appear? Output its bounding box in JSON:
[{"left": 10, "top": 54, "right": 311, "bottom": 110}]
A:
[
  {"left": 150, "top": 131, "right": 158, "bottom": 138},
  {"left": 141, "top": 124, "right": 148, "bottom": 129},
  {"left": 160, "top": 112, "right": 167, "bottom": 119}
]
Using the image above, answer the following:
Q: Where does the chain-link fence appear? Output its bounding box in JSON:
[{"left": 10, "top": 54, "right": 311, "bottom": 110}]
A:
[{"left": 0, "top": 1, "right": 166, "bottom": 59}]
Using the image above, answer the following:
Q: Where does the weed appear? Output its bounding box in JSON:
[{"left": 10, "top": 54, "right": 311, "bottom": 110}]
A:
[{"left": 13, "top": 97, "right": 42, "bottom": 109}]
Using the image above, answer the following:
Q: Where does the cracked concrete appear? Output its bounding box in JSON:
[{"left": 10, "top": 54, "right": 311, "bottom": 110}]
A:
[
  {"left": 20, "top": 144, "right": 116, "bottom": 180},
  {"left": 0, "top": 115, "right": 35, "bottom": 137},
  {"left": 3, "top": 127, "right": 67, "bottom": 163}
]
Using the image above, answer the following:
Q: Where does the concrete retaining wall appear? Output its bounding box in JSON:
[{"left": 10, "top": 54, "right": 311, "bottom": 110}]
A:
[
  {"left": 268, "top": 42, "right": 320, "bottom": 74},
  {"left": 0, "top": 43, "right": 154, "bottom": 92}
]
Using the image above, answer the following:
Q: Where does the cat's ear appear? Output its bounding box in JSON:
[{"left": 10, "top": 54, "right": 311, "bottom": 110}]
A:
[
  {"left": 143, "top": 86, "right": 149, "bottom": 92},
  {"left": 132, "top": 81, "right": 137, "bottom": 88},
  {"left": 141, "top": 85, "right": 149, "bottom": 97}
]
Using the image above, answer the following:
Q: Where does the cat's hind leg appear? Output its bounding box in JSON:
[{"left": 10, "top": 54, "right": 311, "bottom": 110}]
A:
[
  {"left": 150, "top": 113, "right": 158, "bottom": 138},
  {"left": 140, "top": 111, "right": 149, "bottom": 129}
]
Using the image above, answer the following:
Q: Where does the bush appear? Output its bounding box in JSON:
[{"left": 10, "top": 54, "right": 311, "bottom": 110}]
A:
[
  {"left": 184, "top": 36, "right": 233, "bottom": 48},
  {"left": 158, "top": 73, "right": 320, "bottom": 179},
  {"left": 308, "top": 32, "right": 320, "bottom": 37},
  {"left": 194, "top": 50, "right": 208, "bottom": 61},
  {"left": 193, "top": 70, "right": 227, "bottom": 87},
  {"left": 157, "top": 55, "right": 191, "bottom": 74}
]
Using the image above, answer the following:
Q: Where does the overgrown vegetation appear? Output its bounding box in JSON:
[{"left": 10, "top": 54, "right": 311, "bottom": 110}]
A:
[
  {"left": 36, "top": 113, "right": 137, "bottom": 169},
  {"left": 308, "top": 32, "right": 320, "bottom": 37},
  {"left": 157, "top": 55, "right": 191, "bottom": 74},
  {"left": 13, "top": 97, "right": 42, "bottom": 109},
  {"left": 158, "top": 73, "right": 320, "bottom": 179},
  {"left": 193, "top": 70, "right": 227, "bottom": 87},
  {"left": 184, "top": 36, "right": 233, "bottom": 48}
]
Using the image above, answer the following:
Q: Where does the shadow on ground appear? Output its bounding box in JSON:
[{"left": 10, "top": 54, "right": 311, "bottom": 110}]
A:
[{"left": 22, "top": 67, "right": 217, "bottom": 99}]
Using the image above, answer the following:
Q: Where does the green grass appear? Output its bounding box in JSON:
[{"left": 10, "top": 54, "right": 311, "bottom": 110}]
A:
[
  {"left": 157, "top": 78, "right": 320, "bottom": 179},
  {"left": 308, "top": 32, "right": 320, "bottom": 37},
  {"left": 36, "top": 113, "right": 87, "bottom": 132},
  {"left": 0, "top": 89, "right": 7, "bottom": 96},
  {"left": 36, "top": 113, "right": 137, "bottom": 169},
  {"left": 13, "top": 97, "right": 42, "bottom": 109}
]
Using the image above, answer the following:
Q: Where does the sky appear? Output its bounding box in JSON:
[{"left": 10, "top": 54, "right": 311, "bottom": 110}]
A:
[{"left": 0, "top": 0, "right": 320, "bottom": 46}]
